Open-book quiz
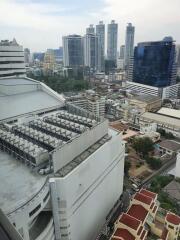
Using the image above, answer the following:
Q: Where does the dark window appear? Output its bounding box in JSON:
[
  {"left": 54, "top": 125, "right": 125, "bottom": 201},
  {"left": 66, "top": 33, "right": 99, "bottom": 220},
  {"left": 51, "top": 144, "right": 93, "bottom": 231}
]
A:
[
  {"left": 29, "top": 204, "right": 41, "bottom": 217},
  {"left": 43, "top": 192, "right": 50, "bottom": 203}
]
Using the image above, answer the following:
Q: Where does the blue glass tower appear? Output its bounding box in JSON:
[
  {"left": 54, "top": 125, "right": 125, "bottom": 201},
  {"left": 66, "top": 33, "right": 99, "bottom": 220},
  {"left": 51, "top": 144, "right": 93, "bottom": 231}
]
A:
[{"left": 132, "top": 37, "right": 177, "bottom": 87}]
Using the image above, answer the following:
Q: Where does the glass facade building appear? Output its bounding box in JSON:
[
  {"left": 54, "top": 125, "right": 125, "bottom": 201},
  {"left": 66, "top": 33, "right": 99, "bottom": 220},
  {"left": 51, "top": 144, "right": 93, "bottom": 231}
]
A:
[
  {"left": 63, "top": 35, "right": 83, "bottom": 67},
  {"left": 132, "top": 38, "right": 177, "bottom": 87}
]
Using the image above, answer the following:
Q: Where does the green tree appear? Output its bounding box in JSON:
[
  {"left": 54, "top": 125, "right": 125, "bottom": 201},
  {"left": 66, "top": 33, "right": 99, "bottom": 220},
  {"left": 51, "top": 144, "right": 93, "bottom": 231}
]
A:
[
  {"left": 145, "top": 156, "right": 162, "bottom": 170},
  {"left": 132, "top": 137, "right": 154, "bottom": 157},
  {"left": 124, "top": 160, "right": 131, "bottom": 176}
]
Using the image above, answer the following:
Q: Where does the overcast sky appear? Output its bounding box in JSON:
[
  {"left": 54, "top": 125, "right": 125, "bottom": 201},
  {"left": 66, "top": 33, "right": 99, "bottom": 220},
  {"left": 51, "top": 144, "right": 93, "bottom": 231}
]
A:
[{"left": 0, "top": 0, "right": 179, "bottom": 52}]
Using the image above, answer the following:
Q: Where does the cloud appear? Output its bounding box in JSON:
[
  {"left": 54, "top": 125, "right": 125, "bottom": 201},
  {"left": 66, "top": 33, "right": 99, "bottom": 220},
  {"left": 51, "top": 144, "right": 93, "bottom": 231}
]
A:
[{"left": 0, "top": 0, "right": 179, "bottom": 51}]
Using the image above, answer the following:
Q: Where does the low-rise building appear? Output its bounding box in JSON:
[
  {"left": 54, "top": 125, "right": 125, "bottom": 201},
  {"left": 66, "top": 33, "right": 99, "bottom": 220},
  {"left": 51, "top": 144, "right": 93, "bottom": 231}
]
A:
[
  {"left": 139, "top": 112, "right": 180, "bottom": 138},
  {"left": 110, "top": 188, "right": 180, "bottom": 240},
  {"left": 129, "top": 95, "right": 162, "bottom": 112},
  {"left": 158, "top": 140, "right": 180, "bottom": 155}
]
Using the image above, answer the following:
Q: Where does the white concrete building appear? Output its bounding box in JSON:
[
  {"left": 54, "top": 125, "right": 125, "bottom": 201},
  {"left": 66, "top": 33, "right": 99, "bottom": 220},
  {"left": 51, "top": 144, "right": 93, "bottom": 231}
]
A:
[
  {"left": 107, "top": 20, "right": 118, "bottom": 63},
  {"left": 0, "top": 77, "right": 125, "bottom": 240},
  {"left": 126, "top": 81, "right": 180, "bottom": 100},
  {"left": 0, "top": 39, "right": 26, "bottom": 78},
  {"left": 175, "top": 153, "right": 180, "bottom": 178},
  {"left": 124, "top": 23, "right": 135, "bottom": 69}
]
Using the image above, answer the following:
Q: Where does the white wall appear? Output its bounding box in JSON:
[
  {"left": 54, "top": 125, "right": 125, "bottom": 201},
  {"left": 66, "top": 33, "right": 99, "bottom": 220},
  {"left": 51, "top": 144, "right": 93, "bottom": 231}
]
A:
[
  {"left": 50, "top": 131, "right": 125, "bottom": 240},
  {"left": 175, "top": 153, "right": 180, "bottom": 178}
]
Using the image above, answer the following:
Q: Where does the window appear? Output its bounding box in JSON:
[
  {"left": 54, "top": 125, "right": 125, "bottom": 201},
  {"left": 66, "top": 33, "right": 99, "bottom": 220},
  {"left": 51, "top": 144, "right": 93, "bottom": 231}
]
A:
[
  {"left": 29, "top": 204, "right": 41, "bottom": 217},
  {"left": 43, "top": 192, "right": 50, "bottom": 203}
]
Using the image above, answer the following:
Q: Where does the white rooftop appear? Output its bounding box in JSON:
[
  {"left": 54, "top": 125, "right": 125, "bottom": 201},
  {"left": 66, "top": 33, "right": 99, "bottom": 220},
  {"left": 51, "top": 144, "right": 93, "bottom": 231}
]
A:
[
  {"left": 158, "top": 107, "right": 180, "bottom": 119},
  {"left": 0, "top": 151, "right": 46, "bottom": 214},
  {"left": 0, "top": 77, "right": 65, "bottom": 121}
]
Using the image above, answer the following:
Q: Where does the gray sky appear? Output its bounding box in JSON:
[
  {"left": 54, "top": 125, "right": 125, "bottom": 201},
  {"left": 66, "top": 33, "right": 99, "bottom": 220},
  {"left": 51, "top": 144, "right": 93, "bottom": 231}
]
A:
[{"left": 0, "top": 0, "right": 179, "bottom": 52}]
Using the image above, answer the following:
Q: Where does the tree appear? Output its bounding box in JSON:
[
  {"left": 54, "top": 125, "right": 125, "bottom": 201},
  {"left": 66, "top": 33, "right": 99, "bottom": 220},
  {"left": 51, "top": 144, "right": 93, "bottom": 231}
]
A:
[
  {"left": 132, "top": 137, "right": 154, "bottom": 157},
  {"left": 157, "top": 128, "right": 175, "bottom": 139},
  {"left": 124, "top": 160, "right": 131, "bottom": 176},
  {"left": 145, "top": 156, "right": 162, "bottom": 170}
]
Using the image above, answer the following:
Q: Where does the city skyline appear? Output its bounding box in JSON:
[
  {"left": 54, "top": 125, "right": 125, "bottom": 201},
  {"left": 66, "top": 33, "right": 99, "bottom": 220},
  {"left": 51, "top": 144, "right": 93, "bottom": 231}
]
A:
[{"left": 0, "top": 0, "right": 179, "bottom": 51}]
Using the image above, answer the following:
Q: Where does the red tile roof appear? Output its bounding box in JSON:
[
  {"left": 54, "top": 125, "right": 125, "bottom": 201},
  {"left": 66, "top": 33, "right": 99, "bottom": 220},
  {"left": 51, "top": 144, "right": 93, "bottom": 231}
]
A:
[
  {"left": 134, "top": 192, "right": 153, "bottom": 205},
  {"left": 161, "top": 228, "right": 168, "bottom": 240},
  {"left": 111, "top": 238, "right": 120, "bottom": 240},
  {"left": 113, "top": 228, "right": 135, "bottom": 240},
  {"left": 166, "top": 213, "right": 180, "bottom": 225},
  {"left": 119, "top": 213, "right": 141, "bottom": 230},
  {"left": 140, "top": 189, "right": 157, "bottom": 200},
  {"left": 127, "top": 204, "right": 148, "bottom": 222}
]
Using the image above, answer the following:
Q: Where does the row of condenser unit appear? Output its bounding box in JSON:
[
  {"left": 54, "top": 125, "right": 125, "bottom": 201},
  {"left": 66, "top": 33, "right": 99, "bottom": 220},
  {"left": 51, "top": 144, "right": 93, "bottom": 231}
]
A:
[
  {"left": 13, "top": 125, "right": 65, "bottom": 151},
  {"left": 56, "top": 110, "right": 97, "bottom": 127},
  {"left": 43, "top": 115, "right": 88, "bottom": 133},
  {"left": 29, "top": 120, "right": 78, "bottom": 141},
  {"left": 0, "top": 129, "right": 49, "bottom": 166}
]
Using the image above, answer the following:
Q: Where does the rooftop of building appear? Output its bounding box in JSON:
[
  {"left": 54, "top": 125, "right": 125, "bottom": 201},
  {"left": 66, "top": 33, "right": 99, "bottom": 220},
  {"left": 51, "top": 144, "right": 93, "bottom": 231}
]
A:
[
  {"left": 158, "top": 107, "right": 180, "bottom": 119},
  {"left": 0, "top": 151, "right": 47, "bottom": 214},
  {"left": 113, "top": 228, "right": 135, "bottom": 240},
  {"left": 140, "top": 112, "right": 180, "bottom": 128},
  {"left": 140, "top": 189, "right": 157, "bottom": 200},
  {"left": 0, "top": 38, "right": 19, "bottom": 47},
  {"left": 119, "top": 213, "right": 141, "bottom": 230},
  {"left": 134, "top": 192, "right": 153, "bottom": 205},
  {"left": 130, "top": 94, "right": 161, "bottom": 103},
  {"left": 161, "top": 228, "right": 168, "bottom": 240},
  {"left": 158, "top": 140, "right": 180, "bottom": 152},
  {"left": 166, "top": 213, "right": 180, "bottom": 225},
  {"left": 0, "top": 77, "right": 65, "bottom": 121},
  {"left": 163, "top": 180, "right": 180, "bottom": 201},
  {"left": 127, "top": 204, "right": 148, "bottom": 222}
]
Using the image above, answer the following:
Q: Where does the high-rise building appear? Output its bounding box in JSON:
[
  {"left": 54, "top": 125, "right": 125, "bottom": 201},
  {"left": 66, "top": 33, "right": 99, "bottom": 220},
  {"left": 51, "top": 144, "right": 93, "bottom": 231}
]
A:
[
  {"left": 43, "top": 49, "right": 56, "bottom": 74},
  {"left": 96, "top": 21, "right": 105, "bottom": 72},
  {"left": 84, "top": 33, "right": 98, "bottom": 69},
  {"left": 0, "top": 76, "right": 125, "bottom": 240},
  {"left": 86, "top": 24, "right": 95, "bottom": 34},
  {"left": 63, "top": 35, "right": 83, "bottom": 67},
  {"left": 0, "top": 39, "right": 26, "bottom": 78},
  {"left": 107, "top": 20, "right": 118, "bottom": 63},
  {"left": 24, "top": 48, "right": 30, "bottom": 67},
  {"left": 132, "top": 37, "right": 177, "bottom": 87},
  {"left": 124, "top": 23, "right": 135, "bottom": 69},
  {"left": 117, "top": 45, "right": 125, "bottom": 70}
]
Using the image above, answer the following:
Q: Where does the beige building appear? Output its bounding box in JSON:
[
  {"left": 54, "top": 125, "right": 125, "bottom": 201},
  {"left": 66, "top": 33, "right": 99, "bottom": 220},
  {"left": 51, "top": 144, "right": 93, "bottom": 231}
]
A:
[
  {"left": 110, "top": 188, "right": 180, "bottom": 240},
  {"left": 129, "top": 95, "right": 162, "bottom": 113}
]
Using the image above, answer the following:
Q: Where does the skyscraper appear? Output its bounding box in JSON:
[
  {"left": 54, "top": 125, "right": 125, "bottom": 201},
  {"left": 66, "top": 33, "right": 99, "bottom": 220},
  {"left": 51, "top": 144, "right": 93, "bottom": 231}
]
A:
[
  {"left": 84, "top": 33, "right": 98, "bottom": 70},
  {"left": 96, "top": 21, "right": 105, "bottom": 72},
  {"left": 63, "top": 35, "right": 83, "bottom": 67},
  {"left": 24, "top": 48, "right": 30, "bottom": 67},
  {"left": 86, "top": 24, "right": 95, "bottom": 34},
  {"left": 107, "top": 20, "right": 118, "bottom": 63},
  {"left": 0, "top": 39, "right": 26, "bottom": 78},
  {"left": 124, "top": 23, "right": 135, "bottom": 69},
  {"left": 132, "top": 37, "right": 177, "bottom": 87},
  {"left": 117, "top": 45, "right": 125, "bottom": 70}
]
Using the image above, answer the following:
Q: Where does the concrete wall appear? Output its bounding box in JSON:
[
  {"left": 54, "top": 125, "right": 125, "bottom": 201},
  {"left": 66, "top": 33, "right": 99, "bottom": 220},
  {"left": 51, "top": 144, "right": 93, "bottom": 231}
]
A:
[
  {"left": 52, "top": 120, "right": 108, "bottom": 172},
  {"left": 50, "top": 131, "right": 125, "bottom": 240}
]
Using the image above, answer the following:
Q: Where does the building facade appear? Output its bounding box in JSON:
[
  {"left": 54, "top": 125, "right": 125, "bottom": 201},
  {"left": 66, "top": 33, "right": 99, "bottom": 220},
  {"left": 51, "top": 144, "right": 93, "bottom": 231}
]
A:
[
  {"left": 132, "top": 37, "right": 177, "bottom": 87},
  {"left": 96, "top": 21, "right": 105, "bottom": 72},
  {"left": 0, "top": 77, "right": 125, "bottom": 240},
  {"left": 0, "top": 39, "right": 26, "bottom": 78},
  {"left": 124, "top": 23, "right": 135, "bottom": 69},
  {"left": 84, "top": 33, "right": 98, "bottom": 69},
  {"left": 62, "top": 35, "right": 83, "bottom": 67},
  {"left": 86, "top": 24, "right": 95, "bottom": 34},
  {"left": 107, "top": 20, "right": 118, "bottom": 63}
]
